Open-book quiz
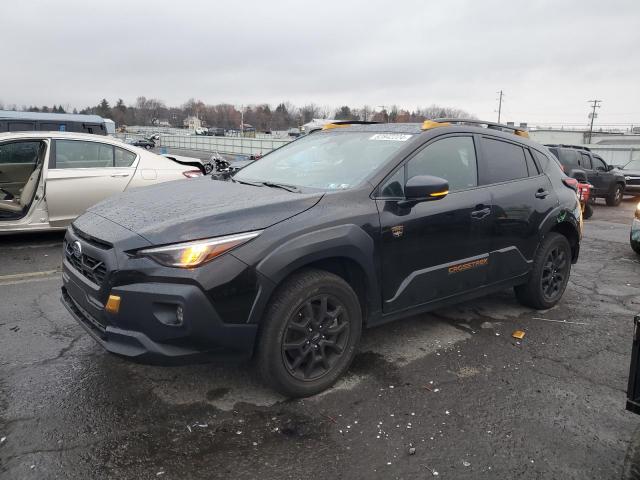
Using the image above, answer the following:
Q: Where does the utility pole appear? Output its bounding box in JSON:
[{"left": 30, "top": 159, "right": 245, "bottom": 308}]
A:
[
  {"left": 587, "top": 99, "right": 602, "bottom": 144},
  {"left": 497, "top": 90, "right": 504, "bottom": 123}
]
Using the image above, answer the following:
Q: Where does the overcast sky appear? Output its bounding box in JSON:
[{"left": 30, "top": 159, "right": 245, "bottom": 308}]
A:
[{"left": 2, "top": 0, "right": 639, "bottom": 125}]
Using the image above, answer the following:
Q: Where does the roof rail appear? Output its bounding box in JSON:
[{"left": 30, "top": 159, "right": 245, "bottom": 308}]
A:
[
  {"left": 322, "top": 120, "right": 380, "bottom": 130},
  {"left": 432, "top": 118, "right": 530, "bottom": 138},
  {"left": 544, "top": 144, "right": 592, "bottom": 152}
]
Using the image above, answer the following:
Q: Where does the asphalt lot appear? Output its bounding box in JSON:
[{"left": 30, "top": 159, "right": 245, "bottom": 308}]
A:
[{"left": 1, "top": 198, "right": 639, "bottom": 480}]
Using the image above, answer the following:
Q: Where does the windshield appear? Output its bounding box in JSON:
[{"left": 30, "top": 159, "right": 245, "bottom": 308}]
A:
[
  {"left": 234, "top": 131, "right": 414, "bottom": 190},
  {"left": 623, "top": 160, "right": 640, "bottom": 170}
]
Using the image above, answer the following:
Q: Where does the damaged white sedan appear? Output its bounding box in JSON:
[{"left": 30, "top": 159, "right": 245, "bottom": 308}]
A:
[{"left": 0, "top": 131, "right": 203, "bottom": 234}]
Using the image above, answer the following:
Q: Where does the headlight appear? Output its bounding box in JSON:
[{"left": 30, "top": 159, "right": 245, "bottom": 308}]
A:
[{"left": 138, "top": 231, "right": 262, "bottom": 268}]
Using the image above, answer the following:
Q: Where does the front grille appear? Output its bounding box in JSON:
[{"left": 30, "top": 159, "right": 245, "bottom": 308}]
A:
[
  {"left": 64, "top": 240, "right": 107, "bottom": 286},
  {"left": 626, "top": 178, "right": 640, "bottom": 186}
]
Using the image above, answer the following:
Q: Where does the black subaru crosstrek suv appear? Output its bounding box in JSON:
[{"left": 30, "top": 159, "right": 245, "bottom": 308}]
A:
[{"left": 61, "top": 119, "right": 582, "bottom": 397}]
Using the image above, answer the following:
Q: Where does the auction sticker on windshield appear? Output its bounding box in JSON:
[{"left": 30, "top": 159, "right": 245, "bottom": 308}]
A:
[{"left": 369, "top": 134, "right": 413, "bottom": 141}]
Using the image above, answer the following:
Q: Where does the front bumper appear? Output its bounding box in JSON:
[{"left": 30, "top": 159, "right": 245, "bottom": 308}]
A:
[
  {"left": 60, "top": 223, "right": 259, "bottom": 363},
  {"left": 625, "top": 184, "right": 640, "bottom": 195},
  {"left": 61, "top": 280, "right": 257, "bottom": 363}
]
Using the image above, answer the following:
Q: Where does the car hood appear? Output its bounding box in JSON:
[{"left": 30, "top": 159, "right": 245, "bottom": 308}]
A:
[
  {"left": 621, "top": 168, "right": 640, "bottom": 177},
  {"left": 87, "top": 177, "right": 323, "bottom": 245}
]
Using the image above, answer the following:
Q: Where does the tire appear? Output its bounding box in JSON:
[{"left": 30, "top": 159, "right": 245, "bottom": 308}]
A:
[
  {"left": 256, "top": 269, "right": 362, "bottom": 397},
  {"left": 606, "top": 183, "right": 624, "bottom": 206},
  {"left": 632, "top": 240, "right": 640, "bottom": 256},
  {"left": 515, "top": 232, "right": 572, "bottom": 309},
  {"left": 583, "top": 202, "right": 593, "bottom": 219}
]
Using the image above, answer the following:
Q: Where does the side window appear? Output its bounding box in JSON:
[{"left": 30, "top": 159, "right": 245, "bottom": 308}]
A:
[
  {"left": 593, "top": 156, "right": 607, "bottom": 172},
  {"left": 580, "top": 152, "right": 592, "bottom": 169},
  {"left": 115, "top": 147, "right": 136, "bottom": 167},
  {"left": 0, "top": 141, "right": 42, "bottom": 165},
  {"left": 379, "top": 167, "right": 405, "bottom": 198},
  {"left": 479, "top": 137, "right": 528, "bottom": 184},
  {"left": 407, "top": 136, "right": 477, "bottom": 191},
  {"left": 55, "top": 140, "right": 114, "bottom": 169},
  {"left": 533, "top": 150, "right": 559, "bottom": 172},
  {"left": 524, "top": 149, "right": 539, "bottom": 176}
]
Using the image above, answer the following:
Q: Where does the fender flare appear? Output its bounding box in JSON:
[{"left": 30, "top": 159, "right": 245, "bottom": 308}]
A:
[
  {"left": 246, "top": 224, "right": 380, "bottom": 324},
  {"left": 537, "top": 205, "right": 581, "bottom": 262}
]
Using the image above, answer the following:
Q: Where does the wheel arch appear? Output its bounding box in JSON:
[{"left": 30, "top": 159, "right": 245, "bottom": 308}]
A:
[
  {"left": 537, "top": 204, "right": 581, "bottom": 264},
  {"left": 248, "top": 225, "right": 380, "bottom": 326},
  {"left": 549, "top": 220, "right": 580, "bottom": 263}
]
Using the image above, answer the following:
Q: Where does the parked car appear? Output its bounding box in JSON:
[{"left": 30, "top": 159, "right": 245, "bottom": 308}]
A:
[
  {"left": 631, "top": 202, "right": 640, "bottom": 255},
  {"left": 61, "top": 119, "right": 582, "bottom": 397},
  {"left": 0, "top": 131, "right": 201, "bottom": 234},
  {"left": 206, "top": 127, "right": 226, "bottom": 137},
  {"left": 546, "top": 144, "right": 626, "bottom": 206},
  {"left": 617, "top": 159, "right": 640, "bottom": 197},
  {"left": 130, "top": 137, "right": 155, "bottom": 149}
]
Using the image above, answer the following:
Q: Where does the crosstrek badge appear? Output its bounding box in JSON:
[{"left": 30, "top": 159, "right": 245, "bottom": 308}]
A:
[{"left": 369, "top": 134, "right": 413, "bottom": 141}]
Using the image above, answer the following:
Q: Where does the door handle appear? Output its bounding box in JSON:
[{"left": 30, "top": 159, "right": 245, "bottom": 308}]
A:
[
  {"left": 110, "top": 173, "right": 130, "bottom": 178},
  {"left": 535, "top": 189, "right": 549, "bottom": 199},
  {"left": 470, "top": 206, "right": 491, "bottom": 220}
]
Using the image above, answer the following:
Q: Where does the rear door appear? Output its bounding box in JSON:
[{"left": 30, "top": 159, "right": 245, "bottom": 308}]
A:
[
  {"left": 477, "top": 136, "right": 558, "bottom": 283},
  {"left": 377, "top": 134, "right": 494, "bottom": 313},
  {"left": 578, "top": 151, "right": 600, "bottom": 192},
  {"left": 46, "top": 140, "right": 137, "bottom": 226}
]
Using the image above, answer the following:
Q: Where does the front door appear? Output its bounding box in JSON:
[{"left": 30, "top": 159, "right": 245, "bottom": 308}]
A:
[
  {"left": 46, "top": 139, "right": 135, "bottom": 226},
  {"left": 591, "top": 155, "right": 614, "bottom": 196},
  {"left": 376, "top": 135, "right": 493, "bottom": 314}
]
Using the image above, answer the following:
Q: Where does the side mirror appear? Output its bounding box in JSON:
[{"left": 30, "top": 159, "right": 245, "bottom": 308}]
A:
[
  {"left": 607, "top": 164, "right": 616, "bottom": 171},
  {"left": 399, "top": 175, "right": 449, "bottom": 206}
]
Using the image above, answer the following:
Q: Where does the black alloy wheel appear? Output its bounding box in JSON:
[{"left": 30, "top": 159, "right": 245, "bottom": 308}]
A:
[
  {"left": 256, "top": 269, "right": 362, "bottom": 397},
  {"left": 540, "top": 246, "right": 568, "bottom": 302},
  {"left": 282, "top": 294, "right": 350, "bottom": 381},
  {"left": 514, "top": 232, "right": 572, "bottom": 309}
]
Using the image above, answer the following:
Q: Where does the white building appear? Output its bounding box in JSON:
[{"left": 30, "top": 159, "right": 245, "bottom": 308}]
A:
[{"left": 183, "top": 116, "right": 202, "bottom": 130}]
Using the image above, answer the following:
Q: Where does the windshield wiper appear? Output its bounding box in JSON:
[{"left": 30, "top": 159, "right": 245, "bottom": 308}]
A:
[
  {"left": 260, "top": 181, "right": 301, "bottom": 193},
  {"left": 231, "top": 178, "right": 263, "bottom": 187}
]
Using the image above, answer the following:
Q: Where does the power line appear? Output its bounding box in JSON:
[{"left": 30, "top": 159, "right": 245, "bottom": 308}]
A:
[{"left": 587, "top": 99, "right": 602, "bottom": 143}]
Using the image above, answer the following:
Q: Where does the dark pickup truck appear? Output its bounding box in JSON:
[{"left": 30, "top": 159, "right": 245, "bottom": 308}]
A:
[{"left": 546, "top": 144, "right": 626, "bottom": 206}]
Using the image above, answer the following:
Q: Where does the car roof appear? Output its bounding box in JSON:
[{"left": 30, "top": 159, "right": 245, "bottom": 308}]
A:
[
  {"left": 317, "top": 121, "right": 543, "bottom": 150},
  {"left": 0, "top": 131, "right": 125, "bottom": 145},
  {"left": 0, "top": 110, "right": 105, "bottom": 123}
]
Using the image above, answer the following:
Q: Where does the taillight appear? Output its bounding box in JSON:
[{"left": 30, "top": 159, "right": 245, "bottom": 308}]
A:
[
  {"left": 562, "top": 177, "right": 578, "bottom": 191},
  {"left": 182, "top": 170, "right": 203, "bottom": 178}
]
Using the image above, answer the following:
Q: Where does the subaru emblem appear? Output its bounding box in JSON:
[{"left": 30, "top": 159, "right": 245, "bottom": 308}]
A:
[{"left": 72, "top": 241, "right": 82, "bottom": 259}]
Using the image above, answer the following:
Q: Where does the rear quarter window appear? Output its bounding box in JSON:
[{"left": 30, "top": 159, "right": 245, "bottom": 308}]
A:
[{"left": 479, "top": 137, "right": 528, "bottom": 185}]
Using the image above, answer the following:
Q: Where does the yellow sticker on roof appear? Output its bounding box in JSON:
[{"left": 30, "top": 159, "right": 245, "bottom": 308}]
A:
[{"left": 369, "top": 134, "right": 413, "bottom": 141}]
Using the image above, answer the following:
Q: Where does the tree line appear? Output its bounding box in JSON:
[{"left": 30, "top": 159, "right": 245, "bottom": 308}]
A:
[{"left": 3, "top": 98, "right": 474, "bottom": 131}]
